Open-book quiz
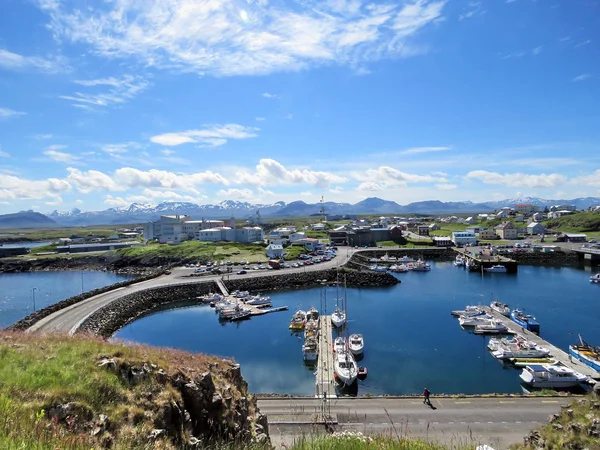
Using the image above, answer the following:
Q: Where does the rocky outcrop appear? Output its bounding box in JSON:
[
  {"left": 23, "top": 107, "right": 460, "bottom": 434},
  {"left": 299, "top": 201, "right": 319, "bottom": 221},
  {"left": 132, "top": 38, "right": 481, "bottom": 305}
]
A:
[{"left": 7, "top": 270, "right": 166, "bottom": 331}]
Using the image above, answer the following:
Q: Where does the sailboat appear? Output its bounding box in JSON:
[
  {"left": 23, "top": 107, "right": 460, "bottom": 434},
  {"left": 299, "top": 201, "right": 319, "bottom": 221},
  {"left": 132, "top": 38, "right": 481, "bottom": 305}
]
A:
[
  {"left": 331, "top": 271, "right": 346, "bottom": 328},
  {"left": 334, "top": 349, "right": 358, "bottom": 385}
]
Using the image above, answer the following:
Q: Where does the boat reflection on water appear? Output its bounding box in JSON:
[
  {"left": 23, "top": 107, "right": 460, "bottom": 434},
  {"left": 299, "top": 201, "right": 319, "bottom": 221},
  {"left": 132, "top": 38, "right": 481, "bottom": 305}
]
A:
[{"left": 336, "top": 379, "right": 358, "bottom": 397}]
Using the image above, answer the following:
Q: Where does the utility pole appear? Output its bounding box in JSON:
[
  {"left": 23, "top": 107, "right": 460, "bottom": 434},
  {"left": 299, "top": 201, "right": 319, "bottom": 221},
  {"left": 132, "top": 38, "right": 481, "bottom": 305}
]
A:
[{"left": 32, "top": 287, "right": 37, "bottom": 312}]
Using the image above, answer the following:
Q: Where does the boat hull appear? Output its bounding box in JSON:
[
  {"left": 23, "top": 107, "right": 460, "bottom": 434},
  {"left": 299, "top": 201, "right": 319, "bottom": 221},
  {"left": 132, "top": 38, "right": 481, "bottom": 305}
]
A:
[
  {"left": 519, "top": 373, "right": 580, "bottom": 389},
  {"left": 569, "top": 346, "right": 600, "bottom": 372},
  {"left": 510, "top": 312, "right": 540, "bottom": 334}
]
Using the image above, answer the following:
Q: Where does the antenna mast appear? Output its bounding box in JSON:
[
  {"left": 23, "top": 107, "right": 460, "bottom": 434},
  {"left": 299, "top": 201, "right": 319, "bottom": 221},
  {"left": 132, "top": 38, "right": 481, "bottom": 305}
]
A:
[{"left": 320, "top": 195, "right": 326, "bottom": 222}]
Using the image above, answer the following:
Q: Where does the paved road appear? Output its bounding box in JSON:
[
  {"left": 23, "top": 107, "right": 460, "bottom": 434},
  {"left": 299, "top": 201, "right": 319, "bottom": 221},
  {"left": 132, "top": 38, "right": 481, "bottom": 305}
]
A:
[
  {"left": 28, "top": 249, "right": 358, "bottom": 334},
  {"left": 258, "top": 397, "right": 562, "bottom": 450}
]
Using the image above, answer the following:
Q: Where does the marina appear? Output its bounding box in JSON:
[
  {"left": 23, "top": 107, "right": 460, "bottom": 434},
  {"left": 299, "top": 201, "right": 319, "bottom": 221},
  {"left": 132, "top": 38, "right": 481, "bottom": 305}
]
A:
[
  {"left": 315, "top": 315, "right": 336, "bottom": 398},
  {"left": 453, "top": 248, "right": 518, "bottom": 273}
]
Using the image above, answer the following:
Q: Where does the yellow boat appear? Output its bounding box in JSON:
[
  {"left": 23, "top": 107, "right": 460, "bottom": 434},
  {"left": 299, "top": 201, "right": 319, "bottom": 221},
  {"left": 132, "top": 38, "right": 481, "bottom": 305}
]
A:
[{"left": 289, "top": 309, "right": 306, "bottom": 331}]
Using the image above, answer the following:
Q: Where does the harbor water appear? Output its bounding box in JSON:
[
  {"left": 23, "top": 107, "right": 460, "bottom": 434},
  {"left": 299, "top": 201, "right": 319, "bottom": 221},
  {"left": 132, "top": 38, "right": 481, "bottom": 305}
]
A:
[{"left": 0, "top": 271, "right": 134, "bottom": 328}]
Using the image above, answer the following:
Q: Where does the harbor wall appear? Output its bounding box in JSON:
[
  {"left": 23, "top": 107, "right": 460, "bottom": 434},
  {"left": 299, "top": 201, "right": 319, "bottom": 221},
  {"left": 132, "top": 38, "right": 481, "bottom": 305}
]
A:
[{"left": 506, "top": 250, "right": 578, "bottom": 265}]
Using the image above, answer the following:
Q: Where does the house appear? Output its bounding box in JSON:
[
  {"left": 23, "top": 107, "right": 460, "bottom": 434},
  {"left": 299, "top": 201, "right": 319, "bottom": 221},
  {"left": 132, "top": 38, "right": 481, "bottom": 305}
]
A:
[
  {"left": 495, "top": 210, "right": 508, "bottom": 219},
  {"left": 312, "top": 223, "right": 327, "bottom": 231},
  {"left": 526, "top": 222, "right": 546, "bottom": 236},
  {"left": 466, "top": 226, "right": 484, "bottom": 234},
  {"left": 514, "top": 214, "right": 525, "bottom": 222},
  {"left": 428, "top": 223, "right": 440, "bottom": 231},
  {"left": 563, "top": 233, "right": 587, "bottom": 243},
  {"left": 495, "top": 222, "right": 518, "bottom": 240},
  {"left": 550, "top": 204, "right": 576, "bottom": 212},
  {"left": 451, "top": 231, "right": 477, "bottom": 246},
  {"left": 289, "top": 232, "right": 307, "bottom": 243},
  {"left": 417, "top": 225, "right": 430, "bottom": 236},
  {"left": 478, "top": 229, "right": 498, "bottom": 240},
  {"left": 389, "top": 226, "right": 404, "bottom": 239},
  {"left": 531, "top": 212, "right": 545, "bottom": 222},
  {"left": 433, "top": 236, "right": 453, "bottom": 247},
  {"left": 514, "top": 203, "right": 535, "bottom": 214},
  {"left": 265, "top": 244, "right": 284, "bottom": 259}
]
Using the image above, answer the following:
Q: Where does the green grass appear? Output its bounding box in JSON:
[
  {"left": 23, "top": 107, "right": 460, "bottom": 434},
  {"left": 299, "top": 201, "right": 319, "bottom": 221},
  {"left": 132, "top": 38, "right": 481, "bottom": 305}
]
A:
[
  {"left": 544, "top": 212, "right": 600, "bottom": 233},
  {"left": 0, "top": 225, "right": 134, "bottom": 243},
  {"left": 290, "top": 432, "right": 472, "bottom": 450}
]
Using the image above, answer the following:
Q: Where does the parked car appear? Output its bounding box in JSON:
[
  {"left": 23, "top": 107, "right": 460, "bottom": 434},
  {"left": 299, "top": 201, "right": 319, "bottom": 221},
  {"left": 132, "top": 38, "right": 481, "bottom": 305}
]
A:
[{"left": 237, "top": 270, "right": 247, "bottom": 275}]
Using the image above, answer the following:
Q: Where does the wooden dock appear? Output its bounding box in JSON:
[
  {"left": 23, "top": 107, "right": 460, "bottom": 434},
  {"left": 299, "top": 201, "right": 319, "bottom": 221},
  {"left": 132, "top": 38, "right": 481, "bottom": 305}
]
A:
[
  {"left": 316, "top": 315, "right": 336, "bottom": 398},
  {"left": 215, "top": 278, "right": 229, "bottom": 296},
  {"left": 481, "top": 306, "right": 600, "bottom": 382}
]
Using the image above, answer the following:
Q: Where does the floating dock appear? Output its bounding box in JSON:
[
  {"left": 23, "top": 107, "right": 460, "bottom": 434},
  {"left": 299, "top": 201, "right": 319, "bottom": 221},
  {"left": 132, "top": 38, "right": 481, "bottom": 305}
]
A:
[
  {"left": 482, "top": 306, "right": 600, "bottom": 382},
  {"left": 454, "top": 249, "right": 518, "bottom": 273},
  {"left": 316, "top": 315, "right": 336, "bottom": 398}
]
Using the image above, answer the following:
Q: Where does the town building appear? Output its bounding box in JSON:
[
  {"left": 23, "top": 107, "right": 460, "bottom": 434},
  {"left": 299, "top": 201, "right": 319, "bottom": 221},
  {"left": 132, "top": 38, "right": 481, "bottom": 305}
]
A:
[
  {"left": 417, "top": 225, "right": 430, "bottom": 236},
  {"left": 56, "top": 242, "right": 140, "bottom": 254},
  {"left": 451, "top": 231, "right": 477, "bottom": 246},
  {"left": 526, "top": 222, "right": 546, "bottom": 236},
  {"left": 478, "top": 229, "right": 498, "bottom": 240},
  {"left": 495, "top": 222, "right": 518, "bottom": 240},
  {"left": 433, "top": 237, "right": 453, "bottom": 247},
  {"left": 562, "top": 233, "right": 587, "bottom": 243},
  {"left": 514, "top": 203, "right": 540, "bottom": 214},
  {"left": 266, "top": 243, "right": 284, "bottom": 259}
]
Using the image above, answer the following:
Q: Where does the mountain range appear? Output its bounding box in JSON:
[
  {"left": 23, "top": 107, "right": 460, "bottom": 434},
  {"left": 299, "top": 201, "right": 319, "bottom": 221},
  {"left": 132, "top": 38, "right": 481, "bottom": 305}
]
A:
[{"left": 31, "top": 196, "right": 600, "bottom": 227}]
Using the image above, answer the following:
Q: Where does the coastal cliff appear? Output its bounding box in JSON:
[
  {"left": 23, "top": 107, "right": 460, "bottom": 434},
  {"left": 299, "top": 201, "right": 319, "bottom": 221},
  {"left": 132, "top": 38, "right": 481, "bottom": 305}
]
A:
[{"left": 0, "top": 331, "right": 270, "bottom": 449}]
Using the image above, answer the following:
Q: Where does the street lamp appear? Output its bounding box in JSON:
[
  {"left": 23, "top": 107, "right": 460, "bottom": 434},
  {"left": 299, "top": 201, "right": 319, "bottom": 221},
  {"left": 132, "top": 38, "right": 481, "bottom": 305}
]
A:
[{"left": 32, "top": 287, "right": 37, "bottom": 312}]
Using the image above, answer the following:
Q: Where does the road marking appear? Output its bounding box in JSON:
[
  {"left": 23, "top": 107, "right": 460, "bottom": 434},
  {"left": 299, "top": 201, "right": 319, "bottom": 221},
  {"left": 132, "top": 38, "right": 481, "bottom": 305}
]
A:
[
  {"left": 542, "top": 400, "right": 559, "bottom": 403},
  {"left": 499, "top": 401, "right": 515, "bottom": 404},
  {"left": 454, "top": 401, "right": 471, "bottom": 404},
  {"left": 516, "top": 421, "right": 521, "bottom": 424},
  {"left": 461, "top": 422, "right": 467, "bottom": 424},
  {"left": 487, "top": 421, "right": 493, "bottom": 424},
  {"left": 448, "top": 422, "right": 454, "bottom": 424},
  {"left": 502, "top": 421, "right": 507, "bottom": 424}
]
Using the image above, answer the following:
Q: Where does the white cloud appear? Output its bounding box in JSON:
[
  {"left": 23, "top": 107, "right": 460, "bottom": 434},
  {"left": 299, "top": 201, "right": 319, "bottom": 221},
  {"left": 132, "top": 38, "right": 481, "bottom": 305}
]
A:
[
  {"left": 532, "top": 45, "right": 543, "bottom": 55},
  {"left": 44, "top": 146, "right": 82, "bottom": 164},
  {"left": 39, "top": 0, "right": 447, "bottom": 76},
  {"left": 400, "top": 146, "right": 451, "bottom": 155},
  {"left": 466, "top": 170, "right": 567, "bottom": 188},
  {"left": 262, "top": 92, "right": 279, "bottom": 99},
  {"left": 572, "top": 73, "right": 592, "bottom": 82},
  {"left": 357, "top": 181, "right": 384, "bottom": 191},
  {"left": 0, "top": 148, "right": 9, "bottom": 158},
  {"left": 161, "top": 149, "right": 175, "bottom": 156},
  {"left": 575, "top": 40, "right": 591, "bottom": 48},
  {"left": 217, "top": 188, "right": 254, "bottom": 199},
  {"left": 572, "top": 170, "right": 600, "bottom": 187},
  {"left": 0, "top": 174, "right": 71, "bottom": 201},
  {"left": 67, "top": 168, "right": 122, "bottom": 193},
  {"left": 60, "top": 75, "right": 150, "bottom": 109},
  {"left": 102, "top": 142, "right": 141, "bottom": 156},
  {"left": 459, "top": 1, "right": 485, "bottom": 20},
  {"left": 436, "top": 183, "right": 457, "bottom": 190},
  {"left": 75, "top": 199, "right": 83, "bottom": 205},
  {"left": 329, "top": 186, "right": 345, "bottom": 193},
  {"left": 150, "top": 124, "right": 259, "bottom": 147},
  {"left": 0, "top": 48, "right": 67, "bottom": 73},
  {"left": 104, "top": 194, "right": 130, "bottom": 207},
  {"left": 237, "top": 158, "right": 347, "bottom": 188},
  {"left": 361, "top": 166, "right": 448, "bottom": 186},
  {"left": 0, "top": 107, "right": 26, "bottom": 119}
]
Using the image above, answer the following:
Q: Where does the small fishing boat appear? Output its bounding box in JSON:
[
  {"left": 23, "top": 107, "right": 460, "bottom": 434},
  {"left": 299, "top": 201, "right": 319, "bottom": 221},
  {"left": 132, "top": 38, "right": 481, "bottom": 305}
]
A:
[
  {"left": 228, "top": 309, "right": 252, "bottom": 322},
  {"left": 458, "top": 314, "right": 494, "bottom": 327},
  {"left": 510, "top": 358, "right": 558, "bottom": 367},
  {"left": 569, "top": 335, "right": 600, "bottom": 372},
  {"left": 357, "top": 366, "right": 368, "bottom": 380},
  {"left": 289, "top": 309, "right": 307, "bottom": 331},
  {"left": 590, "top": 273, "right": 600, "bottom": 284},
  {"left": 451, "top": 306, "right": 484, "bottom": 317},
  {"left": 302, "top": 336, "right": 318, "bottom": 362},
  {"left": 490, "top": 300, "right": 511, "bottom": 317},
  {"left": 199, "top": 293, "right": 224, "bottom": 303},
  {"left": 246, "top": 296, "right": 272, "bottom": 306},
  {"left": 511, "top": 309, "right": 540, "bottom": 334},
  {"left": 306, "top": 306, "right": 319, "bottom": 321},
  {"left": 474, "top": 320, "right": 509, "bottom": 334},
  {"left": 348, "top": 334, "right": 364, "bottom": 355},
  {"left": 389, "top": 264, "right": 409, "bottom": 273},
  {"left": 492, "top": 339, "right": 551, "bottom": 360},
  {"left": 398, "top": 255, "right": 415, "bottom": 263},
  {"left": 519, "top": 364, "right": 588, "bottom": 388},
  {"left": 409, "top": 259, "right": 430, "bottom": 272},
  {"left": 333, "top": 336, "right": 347, "bottom": 353},
  {"left": 454, "top": 256, "right": 466, "bottom": 267},
  {"left": 484, "top": 265, "right": 507, "bottom": 273},
  {"left": 334, "top": 350, "right": 358, "bottom": 385},
  {"left": 304, "top": 318, "right": 319, "bottom": 340},
  {"left": 369, "top": 265, "right": 387, "bottom": 272}
]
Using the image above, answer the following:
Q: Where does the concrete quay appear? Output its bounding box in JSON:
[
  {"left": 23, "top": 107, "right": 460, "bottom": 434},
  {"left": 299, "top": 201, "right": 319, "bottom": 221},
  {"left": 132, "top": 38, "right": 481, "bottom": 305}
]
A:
[
  {"left": 315, "top": 315, "right": 336, "bottom": 399},
  {"left": 481, "top": 306, "right": 600, "bottom": 382}
]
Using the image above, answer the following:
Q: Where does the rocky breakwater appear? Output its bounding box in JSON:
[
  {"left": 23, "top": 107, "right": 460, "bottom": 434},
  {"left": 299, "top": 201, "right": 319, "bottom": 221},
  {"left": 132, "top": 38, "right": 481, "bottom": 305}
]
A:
[
  {"left": 224, "top": 268, "right": 399, "bottom": 293},
  {"left": 507, "top": 249, "right": 578, "bottom": 265},
  {"left": 77, "top": 281, "right": 219, "bottom": 338},
  {"left": 9, "top": 270, "right": 165, "bottom": 332}
]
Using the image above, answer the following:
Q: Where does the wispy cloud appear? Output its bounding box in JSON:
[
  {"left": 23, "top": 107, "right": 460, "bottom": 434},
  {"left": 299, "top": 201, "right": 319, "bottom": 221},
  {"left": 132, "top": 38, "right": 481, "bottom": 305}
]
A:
[
  {"left": 0, "top": 107, "right": 26, "bottom": 119},
  {"left": 262, "top": 92, "right": 279, "bottom": 99},
  {"left": 43, "top": 146, "right": 82, "bottom": 164},
  {"left": 574, "top": 40, "right": 591, "bottom": 48},
  {"left": 101, "top": 142, "right": 141, "bottom": 157},
  {"left": 0, "top": 48, "right": 67, "bottom": 73},
  {"left": 32, "top": 134, "right": 54, "bottom": 140},
  {"left": 150, "top": 124, "right": 259, "bottom": 147},
  {"left": 532, "top": 45, "right": 543, "bottom": 55},
  {"left": 60, "top": 75, "right": 150, "bottom": 109},
  {"left": 400, "top": 146, "right": 452, "bottom": 155},
  {"left": 38, "top": 0, "right": 447, "bottom": 76},
  {"left": 459, "top": 1, "right": 485, "bottom": 20},
  {"left": 467, "top": 170, "right": 566, "bottom": 188},
  {"left": 572, "top": 73, "right": 592, "bottom": 82}
]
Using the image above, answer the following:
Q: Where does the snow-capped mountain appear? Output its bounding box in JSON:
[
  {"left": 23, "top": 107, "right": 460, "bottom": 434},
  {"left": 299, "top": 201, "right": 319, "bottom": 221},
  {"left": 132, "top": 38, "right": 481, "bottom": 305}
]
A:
[{"left": 42, "top": 196, "right": 600, "bottom": 226}]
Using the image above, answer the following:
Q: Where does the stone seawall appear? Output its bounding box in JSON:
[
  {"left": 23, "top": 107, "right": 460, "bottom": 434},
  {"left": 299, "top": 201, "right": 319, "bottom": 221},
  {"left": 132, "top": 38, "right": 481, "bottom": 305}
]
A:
[
  {"left": 506, "top": 250, "right": 579, "bottom": 265},
  {"left": 7, "top": 270, "right": 166, "bottom": 331},
  {"left": 78, "top": 282, "right": 218, "bottom": 338},
  {"left": 223, "top": 268, "right": 399, "bottom": 293}
]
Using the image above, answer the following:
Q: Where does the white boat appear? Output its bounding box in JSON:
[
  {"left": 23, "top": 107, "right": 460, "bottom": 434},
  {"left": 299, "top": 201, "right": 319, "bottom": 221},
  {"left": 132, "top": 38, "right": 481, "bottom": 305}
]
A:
[
  {"left": 398, "top": 255, "right": 415, "bottom": 263},
  {"left": 408, "top": 259, "right": 430, "bottom": 272},
  {"left": 231, "top": 290, "right": 250, "bottom": 298},
  {"left": 590, "top": 273, "right": 600, "bottom": 284},
  {"left": 389, "top": 264, "right": 409, "bottom": 273},
  {"left": 214, "top": 300, "right": 236, "bottom": 311},
  {"left": 492, "top": 341, "right": 551, "bottom": 359},
  {"left": 474, "top": 320, "right": 509, "bottom": 334},
  {"left": 369, "top": 265, "right": 387, "bottom": 272},
  {"left": 451, "top": 306, "right": 484, "bottom": 317},
  {"left": 490, "top": 300, "right": 511, "bottom": 317},
  {"left": 458, "top": 314, "right": 494, "bottom": 327},
  {"left": 333, "top": 336, "right": 347, "bottom": 353},
  {"left": 488, "top": 336, "right": 515, "bottom": 351},
  {"left": 334, "top": 350, "right": 358, "bottom": 385},
  {"left": 199, "top": 293, "right": 224, "bottom": 303},
  {"left": 302, "top": 336, "right": 318, "bottom": 362},
  {"left": 519, "top": 364, "right": 588, "bottom": 388},
  {"left": 219, "top": 305, "right": 250, "bottom": 320},
  {"left": 348, "top": 334, "right": 364, "bottom": 355},
  {"left": 454, "top": 256, "right": 466, "bottom": 267},
  {"left": 331, "top": 307, "right": 346, "bottom": 328},
  {"left": 484, "top": 265, "right": 507, "bottom": 273},
  {"left": 304, "top": 318, "right": 319, "bottom": 340},
  {"left": 306, "top": 306, "right": 319, "bottom": 321},
  {"left": 246, "top": 296, "right": 272, "bottom": 306}
]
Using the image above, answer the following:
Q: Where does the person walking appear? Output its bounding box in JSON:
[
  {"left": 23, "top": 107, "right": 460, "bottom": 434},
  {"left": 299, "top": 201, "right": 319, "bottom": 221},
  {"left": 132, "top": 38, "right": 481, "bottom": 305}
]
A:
[{"left": 423, "top": 387, "right": 431, "bottom": 405}]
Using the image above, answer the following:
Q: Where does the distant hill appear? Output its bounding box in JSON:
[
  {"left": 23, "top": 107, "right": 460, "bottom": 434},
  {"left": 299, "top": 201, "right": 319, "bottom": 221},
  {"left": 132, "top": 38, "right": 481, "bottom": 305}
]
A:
[{"left": 0, "top": 211, "right": 57, "bottom": 229}]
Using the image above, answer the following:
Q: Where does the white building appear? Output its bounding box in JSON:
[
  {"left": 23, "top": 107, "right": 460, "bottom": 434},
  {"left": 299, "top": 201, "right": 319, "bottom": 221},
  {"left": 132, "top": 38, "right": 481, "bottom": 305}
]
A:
[
  {"left": 266, "top": 244, "right": 284, "bottom": 259},
  {"left": 527, "top": 222, "right": 546, "bottom": 236},
  {"left": 452, "top": 231, "right": 477, "bottom": 246},
  {"left": 289, "top": 232, "right": 307, "bottom": 243},
  {"left": 312, "top": 223, "right": 327, "bottom": 231},
  {"left": 496, "top": 210, "right": 509, "bottom": 219}
]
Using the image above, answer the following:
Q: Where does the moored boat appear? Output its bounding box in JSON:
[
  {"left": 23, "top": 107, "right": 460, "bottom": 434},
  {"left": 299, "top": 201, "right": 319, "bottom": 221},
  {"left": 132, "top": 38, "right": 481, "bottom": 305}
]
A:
[
  {"left": 451, "top": 305, "right": 484, "bottom": 317},
  {"left": 348, "top": 334, "right": 364, "bottom": 355},
  {"left": 302, "top": 336, "right": 319, "bottom": 362},
  {"left": 389, "top": 264, "right": 409, "bottom": 273},
  {"left": 228, "top": 309, "right": 252, "bottom": 322},
  {"left": 289, "top": 309, "right": 307, "bottom": 331},
  {"left": 333, "top": 336, "right": 347, "bottom": 353},
  {"left": 511, "top": 309, "right": 540, "bottom": 334},
  {"left": 590, "top": 273, "right": 600, "bottom": 284},
  {"left": 306, "top": 306, "right": 319, "bottom": 321},
  {"left": 304, "top": 318, "right": 319, "bottom": 340},
  {"left": 474, "top": 320, "right": 509, "bottom": 334},
  {"left": 334, "top": 350, "right": 358, "bottom": 385},
  {"left": 331, "top": 306, "right": 346, "bottom": 328},
  {"left": 491, "top": 339, "right": 551, "bottom": 360},
  {"left": 454, "top": 256, "right": 466, "bottom": 267},
  {"left": 569, "top": 335, "right": 600, "bottom": 372},
  {"left": 490, "top": 300, "right": 511, "bottom": 316},
  {"left": 408, "top": 259, "right": 430, "bottom": 272},
  {"left": 484, "top": 265, "right": 507, "bottom": 273},
  {"left": 357, "top": 366, "right": 368, "bottom": 380},
  {"left": 519, "top": 364, "right": 588, "bottom": 388},
  {"left": 458, "top": 314, "right": 493, "bottom": 327}
]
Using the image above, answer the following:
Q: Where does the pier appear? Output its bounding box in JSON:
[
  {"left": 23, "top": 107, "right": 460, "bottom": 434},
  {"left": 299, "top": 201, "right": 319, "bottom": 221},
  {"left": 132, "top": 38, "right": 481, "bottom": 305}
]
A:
[
  {"left": 215, "top": 278, "right": 229, "bottom": 296},
  {"left": 454, "top": 248, "right": 518, "bottom": 273},
  {"left": 481, "top": 306, "right": 600, "bottom": 382},
  {"left": 316, "top": 315, "right": 336, "bottom": 398}
]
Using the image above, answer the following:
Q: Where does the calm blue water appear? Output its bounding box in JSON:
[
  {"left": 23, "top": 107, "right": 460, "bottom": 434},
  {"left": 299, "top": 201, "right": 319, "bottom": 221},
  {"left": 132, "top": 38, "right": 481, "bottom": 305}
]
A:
[
  {"left": 113, "top": 263, "right": 600, "bottom": 395},
  {"left": 0, "top": 271, "right": 133, "bottom": 328},
  {"left": 1, "top": 241, "right": 52, "bottom": 248}
]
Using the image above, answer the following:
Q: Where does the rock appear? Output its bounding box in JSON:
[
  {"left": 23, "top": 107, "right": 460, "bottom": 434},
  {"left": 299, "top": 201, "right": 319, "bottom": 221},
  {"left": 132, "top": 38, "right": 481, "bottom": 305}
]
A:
[
  {"left": 148, "top": 429, "right": 165, "bottom": 440},
  {"left": 566, "top": 409, "right": 574, "bottom": 417},
  {"left": 549, "top": 413, "right": 560, "bottom": 423},
  {"left": 256, "top": 412, "right": 269, "bottom": 435},
  {"left": 552, "top": 423, "right": 564, "bottom": 431},
  {"left": 593, "top": 383, "right": 600, "bottom": 397},
  {"left": 568, "top": 422, "right": 584, "bottom": 433},
  {"left": 97, "top": 357, "right": 117, "bottom": 370},
  {"left": 46, "top": 402, "right": 93, "bottom": 423},
  {"left": 156, "top": 368, "right": 167, "bottom": 384},
  {"left": 211, "top": 393, "right": 223, "bottom": 406}
]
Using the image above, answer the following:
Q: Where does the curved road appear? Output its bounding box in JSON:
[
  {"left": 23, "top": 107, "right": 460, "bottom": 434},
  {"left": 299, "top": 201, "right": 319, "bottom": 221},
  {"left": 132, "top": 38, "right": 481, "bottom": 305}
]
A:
[{"left": 28, "top": 248, "right": 359, "bottom": 334}]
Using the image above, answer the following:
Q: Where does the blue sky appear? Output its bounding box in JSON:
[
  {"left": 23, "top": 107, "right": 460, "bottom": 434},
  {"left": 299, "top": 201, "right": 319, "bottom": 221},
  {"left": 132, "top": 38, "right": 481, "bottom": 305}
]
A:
[{"left": 0, "top": 0, "right": 598, "bottom": 214}]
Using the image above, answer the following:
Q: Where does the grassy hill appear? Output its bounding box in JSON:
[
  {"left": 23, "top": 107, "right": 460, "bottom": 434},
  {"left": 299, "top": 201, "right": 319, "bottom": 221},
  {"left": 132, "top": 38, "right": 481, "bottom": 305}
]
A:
[
  {"left": 545, "top": 212, "right": 600, "bottom": 232},
  {"left": 0, "top": 211, "right": 56, "bottom": 229}
]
